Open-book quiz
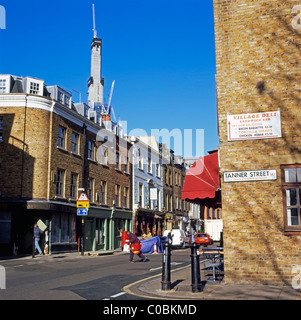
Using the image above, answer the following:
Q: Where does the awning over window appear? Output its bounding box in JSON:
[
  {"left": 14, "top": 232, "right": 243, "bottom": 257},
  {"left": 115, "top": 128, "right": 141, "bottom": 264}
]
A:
[{"left": 182, "top": 151, "right": 219, "bottom": 200}]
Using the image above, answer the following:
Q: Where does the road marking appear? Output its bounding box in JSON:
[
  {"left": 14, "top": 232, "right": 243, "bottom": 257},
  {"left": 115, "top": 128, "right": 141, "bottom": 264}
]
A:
[
  {"left": 149, "top": 266, "right": 161, "bottom": 271},
  {"left": 150, "top": 262, "right": 183, "bottom": 272},
  {"left": 14, "top": 265, "right": 23, "bottom": 268},
  {"left": 110, "top": 292, "right": 126, "bottom": 298}
]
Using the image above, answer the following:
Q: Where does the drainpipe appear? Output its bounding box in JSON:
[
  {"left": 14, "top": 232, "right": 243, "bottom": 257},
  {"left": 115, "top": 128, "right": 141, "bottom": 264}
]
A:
[
  {"left": 20, "top": 95, "right": 28, "bottom": 198},
  {"left": 80, "top": 123, "right": 87, "bottom": 255},
  {"left": 109, "top": 204, "right": 115, "bottom": 250}
]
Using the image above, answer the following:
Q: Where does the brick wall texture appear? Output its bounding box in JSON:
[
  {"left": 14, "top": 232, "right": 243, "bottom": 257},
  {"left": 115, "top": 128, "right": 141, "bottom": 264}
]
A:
[
  {"left": 0, "top": 102, "right": 131, "bottom": 210},
  {"left": 213, "top": 0, "right": 301, "bottom": 284}
]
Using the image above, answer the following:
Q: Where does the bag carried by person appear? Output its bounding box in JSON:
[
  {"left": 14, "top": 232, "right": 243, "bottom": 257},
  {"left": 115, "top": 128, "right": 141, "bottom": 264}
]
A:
[{"left": 131, "top": 240, "right": 142, "bottom": 254}]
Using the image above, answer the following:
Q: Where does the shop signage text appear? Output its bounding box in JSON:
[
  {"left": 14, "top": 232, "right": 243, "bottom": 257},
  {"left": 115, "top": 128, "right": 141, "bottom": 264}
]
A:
[{"left": 227, "top": 111, "right": 281, "bottom": 141}]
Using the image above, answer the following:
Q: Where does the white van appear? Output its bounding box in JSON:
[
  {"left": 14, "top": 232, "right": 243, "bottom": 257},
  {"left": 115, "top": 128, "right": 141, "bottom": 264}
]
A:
[{"left": 163, "top": 229, "right": 189, "bottom": 248}]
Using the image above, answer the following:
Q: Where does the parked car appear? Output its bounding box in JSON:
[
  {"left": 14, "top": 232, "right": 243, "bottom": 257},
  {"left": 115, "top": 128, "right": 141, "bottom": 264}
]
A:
[
  {"left": 163, "top": 229, "right": 190, "bottom": 248},
  {"left": 195, "top": 233, "right": 213, "bottom": 246}
]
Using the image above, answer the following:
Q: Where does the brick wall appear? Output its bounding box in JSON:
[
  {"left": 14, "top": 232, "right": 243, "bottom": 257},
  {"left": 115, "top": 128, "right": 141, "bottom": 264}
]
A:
[
  {"left": 0, "top": 100, "right": 131, "bottom": 212},
  {"left": 214, "top": 0, "right": 301, "bottom": 284},
  {"left": 0, "top": 106, "right": 50, "bottom": 199}
]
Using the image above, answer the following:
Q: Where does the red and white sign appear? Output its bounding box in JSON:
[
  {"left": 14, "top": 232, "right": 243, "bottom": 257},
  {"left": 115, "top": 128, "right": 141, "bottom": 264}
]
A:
[
  {"left": 227, "top": 111, "right": 281, "bottom": 141},
  {"left": 77, "top": 192, "right": 89, "bottom": 201}
]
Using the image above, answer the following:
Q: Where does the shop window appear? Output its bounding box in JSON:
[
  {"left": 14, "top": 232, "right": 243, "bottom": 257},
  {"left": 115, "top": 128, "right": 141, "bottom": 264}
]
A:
[{"left": 281, "top": 165, "right": 301, "bottom": 232}]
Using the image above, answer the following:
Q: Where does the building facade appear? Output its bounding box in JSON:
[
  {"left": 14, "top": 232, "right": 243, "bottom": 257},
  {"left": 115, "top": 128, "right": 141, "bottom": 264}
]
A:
[
  {"left": 0, "top": 75, "right": 132, "bottom": 255},
  {"left": 213, "top": 0, "right": 301, "bottom": 284},
  {"left": 130, "top": 136, "right": 164, "bottom": 236},
  {"left": 162, "top": 152, "right": 190, "bottom": 231}
]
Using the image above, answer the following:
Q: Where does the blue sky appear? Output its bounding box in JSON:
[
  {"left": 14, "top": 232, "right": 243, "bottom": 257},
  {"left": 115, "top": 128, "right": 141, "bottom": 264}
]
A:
[{"left": 0, "top": 0, "right": 218, "bottom": 157}]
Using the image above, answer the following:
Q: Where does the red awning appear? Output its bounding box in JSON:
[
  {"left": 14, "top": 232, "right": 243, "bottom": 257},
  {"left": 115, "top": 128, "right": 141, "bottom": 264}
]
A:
[{"left": 181, "top": 152, "right": 219, "bottom": 200}]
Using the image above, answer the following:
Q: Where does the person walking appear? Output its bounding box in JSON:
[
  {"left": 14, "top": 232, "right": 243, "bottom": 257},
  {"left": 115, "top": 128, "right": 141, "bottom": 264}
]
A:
[
  {"left": 126, "top": 231, "right": 148, "bottom": 263},
  {"left": 167, "top": 229, "right": 173, "bottom": 245},
  {"left": 33, "top": 223, "right": 43, "bottom": 255}
]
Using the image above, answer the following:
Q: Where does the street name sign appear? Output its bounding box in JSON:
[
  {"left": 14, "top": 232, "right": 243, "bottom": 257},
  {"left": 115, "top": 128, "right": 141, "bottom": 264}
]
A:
[{"left": 224, "top": 169, "right": 277, "bottom": 182}]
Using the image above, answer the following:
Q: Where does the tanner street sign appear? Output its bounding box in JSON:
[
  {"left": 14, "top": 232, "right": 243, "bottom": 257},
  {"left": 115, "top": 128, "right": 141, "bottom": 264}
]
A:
[{"left": 224, "top": 169, "right": 277, "bottom": 182}]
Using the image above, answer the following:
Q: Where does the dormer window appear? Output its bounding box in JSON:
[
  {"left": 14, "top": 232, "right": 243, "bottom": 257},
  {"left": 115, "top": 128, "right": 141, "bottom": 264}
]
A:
[
  {"left": 58, "top": 91, "right": 64, "bottom": 104},
  {"left": 64, "top": 95, "right": 70, "bottom": 107},
  {"left": 0, "top": 79, "right": 6, "bottom": 93},
  {"left": 30, "top": 82, "right": 40, "bottom": 95}
]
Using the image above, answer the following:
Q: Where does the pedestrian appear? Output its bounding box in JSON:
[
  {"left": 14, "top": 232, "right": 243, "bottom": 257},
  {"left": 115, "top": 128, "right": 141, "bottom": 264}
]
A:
[
  {"left": 167, "top": 229, "right": 173, "bottom": 245},
  {"left": 33, "top": 223, "right": 43, "bottom": 255},
  {"left": 126, "top": 231, "right": 148, "bottom": 263},
  {"left": 191, "top": 231, "right": 195, "bottom": 243}
]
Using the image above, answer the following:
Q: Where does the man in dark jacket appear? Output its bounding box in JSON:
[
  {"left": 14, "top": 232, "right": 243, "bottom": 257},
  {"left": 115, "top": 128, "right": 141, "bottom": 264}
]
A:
[
  {"left": 126, "top": 231, "right": 148, "bottom": 263},
  {"left": 33, "top": 223, "right": 43, "bottom": 255}
]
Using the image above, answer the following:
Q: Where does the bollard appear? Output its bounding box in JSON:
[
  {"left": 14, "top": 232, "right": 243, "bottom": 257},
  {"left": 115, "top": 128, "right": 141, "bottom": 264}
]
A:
[
  {"left": 161, "top": 241, "right": 171, "bottom": 291},
  {"left": 190, "top": 242, "right": 202, "bottom": 293}
]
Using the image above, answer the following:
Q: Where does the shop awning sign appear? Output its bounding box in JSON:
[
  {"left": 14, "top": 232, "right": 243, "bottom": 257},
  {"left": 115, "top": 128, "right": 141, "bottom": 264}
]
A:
[{"left": 227, "top": 111, "right": 281, "bottom": 141}]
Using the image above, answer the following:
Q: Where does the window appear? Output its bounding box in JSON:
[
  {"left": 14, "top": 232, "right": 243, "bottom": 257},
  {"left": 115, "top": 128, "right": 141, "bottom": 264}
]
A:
[
  {"left": 124, "top": 155, "right": 129, "bottom": 173},
  {"left": 58, "top": 91, "right": 64, "bottom": 103},
  {"left": 56, "top": 169, "right": 65, "bottom": 197},
  {"left": 116, "top": 152, "right": 120, "bottom": 170},
  {"left": 156, "top": 163, "right": 160, "bottom": 177},
  {"left": 139, "top": 183, "right": 143, "bottom": 207},
  {"left": 115, "top": 185, "right": 120, "bottom": 206},
  {"left": 58, "top": 126, "right": 66, "bottom": 149},
  {"left": 30, "top": 82, "right": 39, "bottom": 95},
  {"left": 99, "top": 145, "right": 108, "bottom": 165},
  {"left": 281, "top": 165, "right": 301, "bottom": 232},
  {"left": 70, "top": 173, "right": 78, "bottom": 199},
  {"left": 88, "top": 140, "right": 95, "bottom": 160},
  {"left": 64, "top": 95, "right": 70, "bottom": 106},
  {"left": 124, "top": 187, "right": 129, "bottom": 208},
  {"left": 100, "top": 180, "right": 106, "bottom": 204},
  {"left": 71, "top": 132, "right": 79, "bottom": 154},
  {"left": 88, "top": 178, "right": 94, "bottom": 202},
  {"left": 0, "top": 117, "right": 3, "bottom": 142},
  {"left": 138, "top": 148, "right": 143, "bottom": 170},
  {"left": 0, "top": 79, "right": 6, "bottom": 93},
  {"left": 148, "top": 155, "right": 152, "bottom": 173}
]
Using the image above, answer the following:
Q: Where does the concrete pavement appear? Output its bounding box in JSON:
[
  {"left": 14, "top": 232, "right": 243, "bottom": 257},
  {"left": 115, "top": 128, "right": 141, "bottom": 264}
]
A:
[{"left": 123, "top": 263, "right": 300, "bottom": 300}]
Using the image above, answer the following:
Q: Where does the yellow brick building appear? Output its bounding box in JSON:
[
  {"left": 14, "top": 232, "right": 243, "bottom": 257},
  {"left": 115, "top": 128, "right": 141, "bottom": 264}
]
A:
[{"left": 213, "top": 0, "right": 301, "bottom": 284}]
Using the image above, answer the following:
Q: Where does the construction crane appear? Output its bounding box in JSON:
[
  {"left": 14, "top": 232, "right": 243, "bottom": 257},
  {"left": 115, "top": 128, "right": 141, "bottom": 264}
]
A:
[{"left": 101, "top": 80, "right": 116, "bottom": 122}]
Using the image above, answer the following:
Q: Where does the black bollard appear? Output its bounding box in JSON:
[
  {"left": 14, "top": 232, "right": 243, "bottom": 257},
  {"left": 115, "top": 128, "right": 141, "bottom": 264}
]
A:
[
  {"left": 161, "top": 241, "right": 171, "bottom": 291},
  {"left": 190, "top": 242, "right": 202, "bottom": 293}
]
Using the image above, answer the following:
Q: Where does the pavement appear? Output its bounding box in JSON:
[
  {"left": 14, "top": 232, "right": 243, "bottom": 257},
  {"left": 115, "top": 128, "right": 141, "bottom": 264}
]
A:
[
  {"left": 123, "top": 263, "right": 300, "bottom": 300},
  {"left": 1, "top": 250, "right": 300, "bottom": 300}
]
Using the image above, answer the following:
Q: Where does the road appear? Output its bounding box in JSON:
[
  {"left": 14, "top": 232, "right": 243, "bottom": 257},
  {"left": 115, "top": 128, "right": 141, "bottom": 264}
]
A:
[{"left": 0, "top": 248, "right": 192, "bottom": 300}]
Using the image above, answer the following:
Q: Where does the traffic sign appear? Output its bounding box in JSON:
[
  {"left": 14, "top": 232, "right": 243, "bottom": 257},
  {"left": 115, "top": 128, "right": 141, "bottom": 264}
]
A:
[
  {"left": 77, "top": 192, "right": 90, "bottom": 208},
  {"left": 77, "top": 208, "right": 88, "bottom": 216},
  {"left": 77, "top": 201, "right": 89, "bottom": 208},
  {"left": 77, "top": 192, "right": 89, "bottom": 201}
]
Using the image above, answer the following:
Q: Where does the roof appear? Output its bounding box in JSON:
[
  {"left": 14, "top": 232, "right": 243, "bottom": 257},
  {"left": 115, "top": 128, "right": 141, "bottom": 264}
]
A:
[{"left": 181, "top": 151, "right": 219, "bottom": 200}]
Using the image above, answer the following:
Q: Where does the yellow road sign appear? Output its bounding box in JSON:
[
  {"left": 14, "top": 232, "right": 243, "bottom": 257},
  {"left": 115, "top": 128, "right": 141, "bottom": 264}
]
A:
[{"left": 77, "top": 201, "right": 90, "bottom": 208}]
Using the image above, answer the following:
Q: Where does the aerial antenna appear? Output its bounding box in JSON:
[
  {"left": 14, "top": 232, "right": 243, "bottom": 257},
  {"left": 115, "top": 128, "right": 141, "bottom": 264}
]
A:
[{"left": 92, "top": 4, "right": 97, "bottom": 38}]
